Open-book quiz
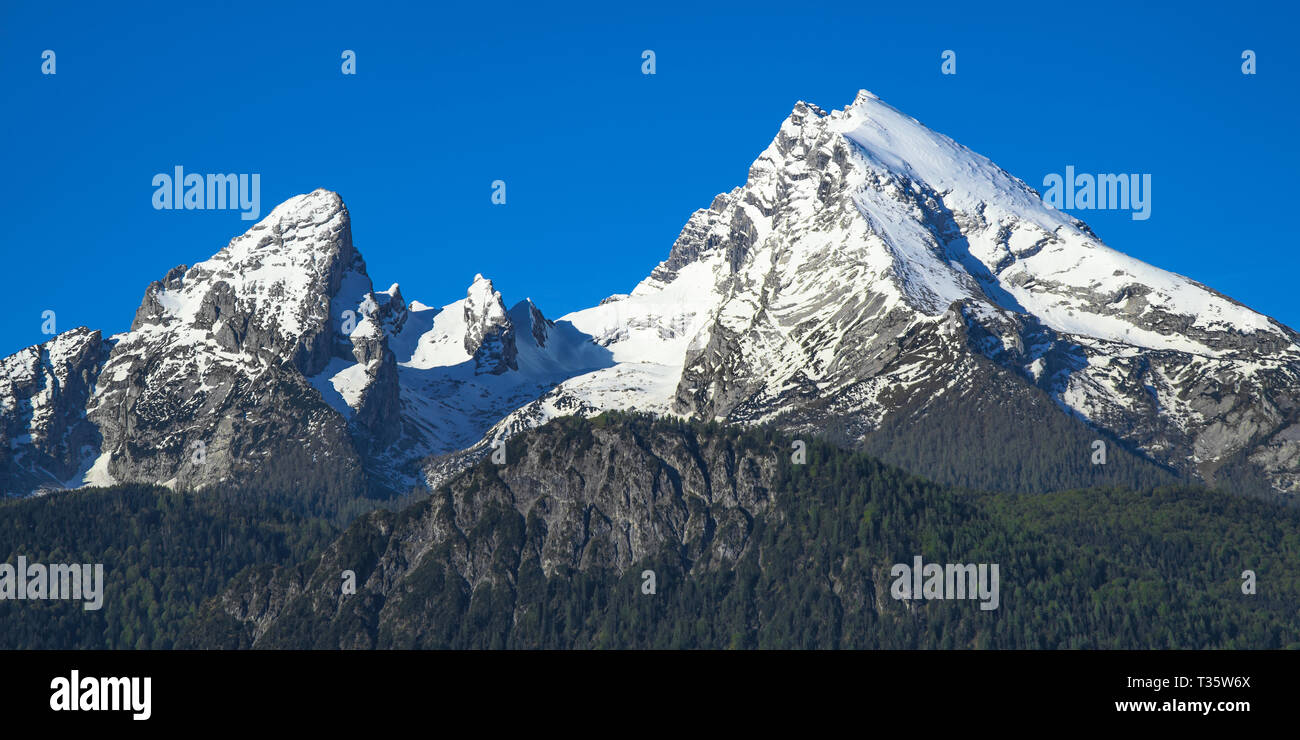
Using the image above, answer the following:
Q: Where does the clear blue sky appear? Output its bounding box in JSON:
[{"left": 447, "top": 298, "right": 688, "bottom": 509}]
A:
[{"left": 1, "top": 0, "right": 1295, "bottom": 357}]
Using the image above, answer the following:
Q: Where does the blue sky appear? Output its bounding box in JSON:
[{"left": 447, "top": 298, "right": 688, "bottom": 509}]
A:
[{"left": 1, "top": 0, "right": 1295, "bottom": 357}]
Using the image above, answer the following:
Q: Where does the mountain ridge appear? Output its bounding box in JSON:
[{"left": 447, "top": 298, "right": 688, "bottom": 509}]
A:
[
  {"left": 3, "top": 90, "right": 1297, "bottom": 498},
  {"left": 177, "top": 413, "right": 1300, "bottom": 649}
]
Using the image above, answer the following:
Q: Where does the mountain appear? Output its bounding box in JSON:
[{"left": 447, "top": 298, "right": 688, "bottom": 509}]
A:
[
  {"left": 180, "top": 414, "right": 1300, "bottom": 649},
  {"left": 6, "top": 415, "right": 1298, "bottom": 650},
  {"left": 0, "top": 191, "right": 610, "bottom": 498},
  {"left": 81, "top": 193, "right": 373, "bottom": 496},
  {"left": 0, "top": 327, "right": 109, "bottom": 494},
  {"left": 437, "top": 91, "right": 1300, "bottom": 495},
  {"left": 2, "top": 90, "right": 1298, "bottom": 498}
]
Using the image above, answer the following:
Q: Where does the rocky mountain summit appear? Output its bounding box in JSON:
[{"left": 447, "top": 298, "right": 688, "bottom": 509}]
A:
[
  {"left": 465, "top": 90, "right": 1300, "bottom": 494},
  {"left": 3, "top": 91, "right": 1297, "bottom": 497}
]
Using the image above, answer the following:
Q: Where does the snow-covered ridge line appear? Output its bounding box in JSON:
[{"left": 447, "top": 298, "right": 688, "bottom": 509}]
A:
[{"left": 3, "top": 91, "right": 1299, "bottom": 498}]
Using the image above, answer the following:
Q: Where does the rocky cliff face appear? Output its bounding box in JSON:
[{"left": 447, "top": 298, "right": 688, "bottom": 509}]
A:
[
  {"left": 80, "top": 191, "right": 392, "bottom": 492},
  {"left": 188, "top": 416, "right": 780, "bottom": 647},
  {"left": 180, "top": 414, "right": 1300, "bottom": 650},
  {"left": 462, "top": 275, "right": 518, "bottom": 375},
  {"left": 663, "top": 91, "right": 1300, "bottom": 492},
  {"left": 0, "top": 327, "right": 109, "bottom": 495}
]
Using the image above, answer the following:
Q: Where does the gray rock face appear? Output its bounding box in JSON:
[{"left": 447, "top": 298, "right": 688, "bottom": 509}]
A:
[
  {"left": 0, "top": 327, "right": 109, "bottom": 495},
  {"left": 643, "top": 91, "right": 1300, "bottom": 494},
  {"left": 79, "top": 190, "right": 394, "bottom": 493},
  {"left": 462, "top": 275, "right": 517, "bottom": 375},
  {"left": 520, "top": 299, "right": 550, "bottom": 348},
  {"left": 193, "top": 418, "right": 779, "bottom": 647},
  {"left": 0, "top": 189, "right": 597, "bottom": 498}
]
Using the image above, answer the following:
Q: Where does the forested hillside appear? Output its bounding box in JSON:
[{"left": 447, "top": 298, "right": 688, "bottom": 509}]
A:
[
  {"left": 0, "top": 485, "right": 340, "bottom": 649},
  {"left": 1, "top": 414, "right": 1293, "bottom": 649},
  {"left": 183, "top": 414, "right": 1300, "bottom": 649}
]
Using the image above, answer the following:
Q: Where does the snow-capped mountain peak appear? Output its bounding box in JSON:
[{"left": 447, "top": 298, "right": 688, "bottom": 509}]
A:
[
  {"left": 451, "top": 91, "right": 1300, "bottom": 493},
  {"left": 3, "top": 93, "right": 1298, "bottom": 498},
  {"left": 462, "top": 274, "right": 515, "bottom": 373}
]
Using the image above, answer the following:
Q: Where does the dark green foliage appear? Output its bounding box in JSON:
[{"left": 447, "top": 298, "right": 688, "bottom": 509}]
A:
[
  {"left": 852, "top": 373, "right": 1188, "bottom": 494},
  {"left": 192, "top": 414, "right": 1300, "bottom": 650},
  {"left": 490, "top": 453, "right": 1297, "bottom": 649},
  {"left": 0, "top": 484, "right": 337, "bottom": 649},
  {"left": 5, "top": 413, "right": 1296, "bottom": 650}
]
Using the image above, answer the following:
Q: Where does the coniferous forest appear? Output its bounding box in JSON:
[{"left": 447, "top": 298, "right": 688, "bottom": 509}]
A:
[{"left": 4, "top": 414, "right": 1296, "bottom": 650}]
